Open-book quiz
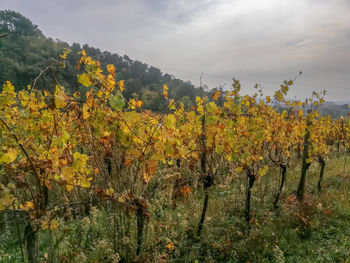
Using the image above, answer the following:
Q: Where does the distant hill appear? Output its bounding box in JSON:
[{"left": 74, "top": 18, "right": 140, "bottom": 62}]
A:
[
  {"left": 334, "top": 100, "right": 350, "bottom": 105},
  {"left": 0, "top": 10, "right": 211, "bottom": 111},
  {"left": 273, "top": 98, "right": 349, "bottom": 118},
  {"left": 317, "top": 103, "right": 349, "bottom": 118}
]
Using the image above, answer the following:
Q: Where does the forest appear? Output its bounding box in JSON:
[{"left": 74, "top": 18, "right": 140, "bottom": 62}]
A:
[
  {"left": 0, "top": 9, "right": 350, "bottom": 263},
  {"left": 0, "top": 10, "right": 212, "bottom": 112}
]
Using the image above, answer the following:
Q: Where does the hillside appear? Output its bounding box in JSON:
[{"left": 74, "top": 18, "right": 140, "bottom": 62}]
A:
[{"left": 0, "top": 10, "right": 211, "bottom": 112}]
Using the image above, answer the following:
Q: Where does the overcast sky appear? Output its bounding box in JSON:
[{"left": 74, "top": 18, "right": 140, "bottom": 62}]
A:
[{"left": 1, "top": 0, "right": 350, "bottom": 101}]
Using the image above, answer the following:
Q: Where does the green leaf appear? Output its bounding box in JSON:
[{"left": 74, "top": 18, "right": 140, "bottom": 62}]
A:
[{"left": 109, "top": 94, "right": 125, "bottom": 111}]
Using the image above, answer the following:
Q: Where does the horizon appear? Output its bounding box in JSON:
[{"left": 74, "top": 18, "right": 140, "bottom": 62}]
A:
[{"left": 0, "top": 0, "right": 350, "bottom": 101}]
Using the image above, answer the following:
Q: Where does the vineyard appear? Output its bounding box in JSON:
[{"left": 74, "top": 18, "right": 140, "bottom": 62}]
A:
[{"left": 0, "top": 50, "right": 349, "bottom": 263}]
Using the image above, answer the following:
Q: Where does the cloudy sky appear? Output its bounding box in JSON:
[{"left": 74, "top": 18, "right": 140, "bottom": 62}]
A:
[{"left": 1, "top": 0, "right": 350, "bottom": 101}]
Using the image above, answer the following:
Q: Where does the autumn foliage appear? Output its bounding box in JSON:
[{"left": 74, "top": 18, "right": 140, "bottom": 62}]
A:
[{"left": 0, "top": 50, "right": 349, "bottom": 262}]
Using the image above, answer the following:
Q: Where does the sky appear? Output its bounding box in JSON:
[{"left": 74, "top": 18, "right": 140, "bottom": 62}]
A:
[{"left": 1, "top": 0, "right": 350, "bottom": 101}]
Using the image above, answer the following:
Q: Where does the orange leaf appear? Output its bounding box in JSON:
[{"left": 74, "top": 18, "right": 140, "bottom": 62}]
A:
[
  {"left": 212, "top": 90, "right": 221, "bottom": 101},
  {"left": 163, "top": 84, "right": 169, "bottom": 99},
  {"left": 107, "top": 64, "right": 116, "bottom": 75},
  {"left": 125, "top": 159, "right": 133, "bottom": 165},
  {"left": 166, "top": 242, "right": 175, "bottom": 250},
  {"left": 181, "top": 186, "right": 191, "bottom": 198}
]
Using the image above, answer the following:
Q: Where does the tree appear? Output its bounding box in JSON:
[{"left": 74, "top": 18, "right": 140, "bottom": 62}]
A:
[{"left": 0, "top": 10, "right": 43, "bottom": 37}]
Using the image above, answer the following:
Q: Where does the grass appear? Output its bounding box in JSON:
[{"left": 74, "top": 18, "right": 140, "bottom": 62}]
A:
[
  {"left": 152, "top": 153, "right": 350, "bottom": 262},
  {"left": 1, "top": 153, "right": 349, "bottom": 262}
]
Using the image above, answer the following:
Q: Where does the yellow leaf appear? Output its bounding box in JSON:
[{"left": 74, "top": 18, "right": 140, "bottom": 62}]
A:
[
  {"left": 106, "top": 188, "right": 115, "bottom": 196},
  {"left": 258, "top": 166, "right": 269, "bottom": 176},
  {"left": 97, "top": 90, "right": 104, "bottom": 98},
  {"left": 78, "top": 73, "right": 92, "bottom": 87},
  {"left": 49, "top": 219, "right": 59, "bottom": 230},
  {"left": 24, "top": 201, "right": 35, "bottom": 210},
  {"left": 129, "top": 99, "right": 143, "bottom": 109},
  {"left": 65, "top": 184, "right": 74, "bottom": 192},
  {"left": 62, "top": 167, "right": 75, "bottom": 192},
  {"left": 6, "top": 149, "right": 18, "bottom": 163},
  {"left": 41, "top": 220, "right": 49, "bottom": 230},
  {"left": 54, "top": 94, "right": 66, "bottom": 109},
  {"left": 168, "top": 99, "right": 176, "bottom": 110},
  {"left": 107, "top": 64, "right": 116, "bottom": 75},
  {"left": 83, "top": 104, "right": 90, "bottom": 120},
  {"left": 118, "top": 80, "right": 125, "bottom": 92},
  {"left": 306, "top": 157, "right": 313, "bottom": 163},
  {"left": 235, "top": 166, "right": 243, "bottom": 173},
  {"left": 72, "top": 152, "right": 89, "bottom": 171},
  {"left": 80, "top": 180, "right": 91, "bottom": 188},
  {"left": 191, "top": 152, "right": 199, "bottom": 160},
  {"left": 297, "top": 109, "right": 304, "bottom": 117},
  {"left": 59, "top": 48, "right": 71, "bottom": 60},
  {"left": 3, "top": 81, "right": 15, "bottom": 94},
  {"left": 164, "top": 114, "right": 176, "bottom": 128}
]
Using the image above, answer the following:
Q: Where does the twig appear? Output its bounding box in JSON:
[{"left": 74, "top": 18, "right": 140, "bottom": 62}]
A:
[
  {"left": 46, "top": 197, "right": 137, "bottom": 212},
  {"left": 0, "top": 117, "right": 41, "bottom": 209},
  {"left": 32, "top": 65, "right": 52, "bottom": 90}
]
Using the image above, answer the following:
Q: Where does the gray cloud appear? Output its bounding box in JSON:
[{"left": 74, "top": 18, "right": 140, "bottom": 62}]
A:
[{"left": 1, "top": 0, "right": 349, "bottom": 100}]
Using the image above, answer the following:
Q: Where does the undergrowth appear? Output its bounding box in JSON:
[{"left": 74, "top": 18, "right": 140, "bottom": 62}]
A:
[{"left": 1, "top": 154, "right": 349, "bottom": 262}]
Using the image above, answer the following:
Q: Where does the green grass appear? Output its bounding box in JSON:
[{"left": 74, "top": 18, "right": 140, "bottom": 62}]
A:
[
  {"left": 154, "top": 154, "right": 350, "bottom": 262},
  {"left": 1, "top": 154, "right": 349, "bottom": 262}
]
